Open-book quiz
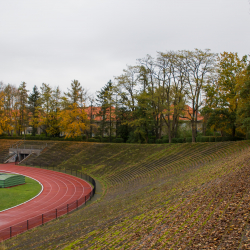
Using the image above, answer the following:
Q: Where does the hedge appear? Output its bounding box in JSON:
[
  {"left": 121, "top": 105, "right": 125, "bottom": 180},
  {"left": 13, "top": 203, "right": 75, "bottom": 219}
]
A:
[
  {"left": 112, "top": 138, "right": 124, "bottom": 143},
  {"left": 156, "top": 139, "right": 163, "bottom": 144},
  {"left": 163, "top": 138, "right": 169, "bottom": 143},
  {"left": 88, "top": 138, "right": 99, "bottom": 142}
]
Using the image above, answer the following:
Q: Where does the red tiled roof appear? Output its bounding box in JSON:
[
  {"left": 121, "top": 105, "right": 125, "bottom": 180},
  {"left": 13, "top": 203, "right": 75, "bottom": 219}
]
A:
[{"left": 162, "top": 105, "right": 203, "bottom": 121}]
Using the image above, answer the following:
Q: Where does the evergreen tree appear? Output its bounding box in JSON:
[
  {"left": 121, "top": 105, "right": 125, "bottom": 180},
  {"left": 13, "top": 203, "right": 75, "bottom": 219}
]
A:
[{"left": 28, "top": 85, "right": 40, "bottom": 136}]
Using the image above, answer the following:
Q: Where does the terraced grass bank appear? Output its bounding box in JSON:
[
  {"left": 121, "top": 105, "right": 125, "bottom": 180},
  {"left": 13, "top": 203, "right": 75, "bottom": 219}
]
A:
[{"left": 3, "top": 141, "right": 250, "bottom": 249}]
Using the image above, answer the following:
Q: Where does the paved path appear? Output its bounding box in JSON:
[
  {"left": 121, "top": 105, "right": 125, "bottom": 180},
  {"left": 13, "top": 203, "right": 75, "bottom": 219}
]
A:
[{"left": 0, "top": 164, "right": 92, "bottom": 233}]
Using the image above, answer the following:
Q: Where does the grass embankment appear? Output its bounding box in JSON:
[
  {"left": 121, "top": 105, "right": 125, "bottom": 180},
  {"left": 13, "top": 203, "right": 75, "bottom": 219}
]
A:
[
  {"left": 4, "top": 141, "right": 250, "bottom": 249},
  {"left": 0, "top": 176, "right": 41, "bottom": 211}
]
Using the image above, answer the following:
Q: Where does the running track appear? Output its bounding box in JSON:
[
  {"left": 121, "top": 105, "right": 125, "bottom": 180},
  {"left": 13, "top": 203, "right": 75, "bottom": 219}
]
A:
[{"left": 0, "top": 163, "right": 92, "bottom": 232}]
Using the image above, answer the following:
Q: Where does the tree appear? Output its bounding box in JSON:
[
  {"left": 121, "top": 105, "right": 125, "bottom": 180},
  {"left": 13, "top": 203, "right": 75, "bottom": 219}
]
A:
[
  {"left": 183, "top": 49, "right": 217, "bottom": 142},
  {"left": 28, "top": 85, "right": 41, "bottom": 136},
  {"left": 0, "top": 83, "right": 13, "bottom": 135},
  {"left": 65, "top": 80, "right": 87, "bottom": 107},
  {"left": 96, "top": 80, "right": 116, "bottom": 141},
  {"left": 204, "top": 52, "right": 248, "bottom": 137},
  {"left": 59, "top": 103, "right": 89, "bottom": 138},
  {"left": 237, "top": 63, "right": 250, "bottom": 137},
  {"left": 17, "top": 82, "right": 29, "bottom": 136}
]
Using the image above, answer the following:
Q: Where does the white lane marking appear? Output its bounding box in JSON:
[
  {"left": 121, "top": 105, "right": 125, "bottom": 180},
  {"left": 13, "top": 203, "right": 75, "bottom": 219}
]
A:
[{"left": 0, "top": 170, "right": 44, "bottom": 213}]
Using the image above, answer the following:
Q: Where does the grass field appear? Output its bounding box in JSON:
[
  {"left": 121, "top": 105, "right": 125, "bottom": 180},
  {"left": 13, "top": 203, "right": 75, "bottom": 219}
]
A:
[
  {"left": 0, "top": 176, "right": 41, "bottom": 211},
  {"left": 2, "top": 140, "right": 250, "bottom": 249}
]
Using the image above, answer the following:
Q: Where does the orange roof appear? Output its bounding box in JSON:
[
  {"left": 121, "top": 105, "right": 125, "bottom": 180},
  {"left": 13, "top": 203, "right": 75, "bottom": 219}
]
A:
[
  {"left": 163, "top": 105, "right": 203, "bottom": 121},
  {"left": 84, "top": 106, "right": 116, "bottom": 121}
]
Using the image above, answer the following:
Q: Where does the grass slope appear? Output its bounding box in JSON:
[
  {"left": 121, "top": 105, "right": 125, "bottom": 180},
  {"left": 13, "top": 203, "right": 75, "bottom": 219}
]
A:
[
  {"left": 3, "top": 141, "right": 250, "bottom": 249},
  {"left": 0, "top": 176, "right": 41, "bottom": 211}
]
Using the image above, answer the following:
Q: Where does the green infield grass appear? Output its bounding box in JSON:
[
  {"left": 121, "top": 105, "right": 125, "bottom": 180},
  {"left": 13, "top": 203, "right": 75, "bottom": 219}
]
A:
[{"left": 0, "top": 176, "right": 41, "bottom": 211}]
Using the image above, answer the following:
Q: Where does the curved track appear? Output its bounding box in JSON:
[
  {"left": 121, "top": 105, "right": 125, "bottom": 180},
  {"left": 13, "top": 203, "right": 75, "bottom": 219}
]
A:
[{"left": 0, "top": 163, "right": 92, "bottom": 231}]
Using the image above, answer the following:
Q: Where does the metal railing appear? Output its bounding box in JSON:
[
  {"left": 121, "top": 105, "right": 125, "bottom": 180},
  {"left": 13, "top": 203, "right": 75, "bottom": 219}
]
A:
[
  {"left": 3, "top": 152, "right": 17, "bottom": 163},
  {"left": 10, "top": 138, "right": 25, "bottom": 149},
  {"left": 0, "top": 166, "right": 96, "bottom": 242}
]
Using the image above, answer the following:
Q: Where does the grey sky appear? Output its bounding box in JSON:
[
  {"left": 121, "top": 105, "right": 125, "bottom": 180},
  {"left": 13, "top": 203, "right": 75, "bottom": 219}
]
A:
[{"left": 0, "top": 0, "right": 249, "bottom": 95}]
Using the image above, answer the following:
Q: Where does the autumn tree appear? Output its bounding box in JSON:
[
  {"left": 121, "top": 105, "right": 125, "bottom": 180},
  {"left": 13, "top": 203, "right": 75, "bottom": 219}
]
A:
[
  {"left": 183, "top": 49, "right": 217, "bottom": 142},
  {"left": 0, "top": 82, "right": 13, "bottom": 135},
  {"left": 204, "top": 52, "right": 248, "bottom": 137},
  {"left": 96, "top": 80, "right": 116, "bottom": 141},
  {"left": 237, "top": 63, "right": 250, "bottom": 137},
  {"left": 17, "top": 82, "right": 29, "bottom": 136},
  {"left": 65, "top": 79, "right": 87, "bottom": 107},
  {"left": 28, "top": 85, "right": 41, "bottom": 136},
  {"left": 59, "top": 103, "right": 89, "bottom": 138}
]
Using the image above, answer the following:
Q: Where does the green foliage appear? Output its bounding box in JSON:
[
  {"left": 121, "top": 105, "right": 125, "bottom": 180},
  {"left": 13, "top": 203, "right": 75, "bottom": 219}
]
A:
[
  {"left": 215, "top": 137, "right": 223, "bottom": 142},
  {"left": 176, "top": 125, "right": 192, "bottom": 138},
  {"left": 171, "top": 138, "right": 178, "bottom": 143},
  {"left": 156, "top": 139, "right": 163, "bottom": 144},
  {"left": 148, "top": 139, "right": 155, "bottom": 144},
  {"left": 112, "top": 138, "right": 124, "bottom": 143},
  {"left": 162, "top": 138, "right": 169, "bottom": 143},
  {"left": 101, "top": 137, "right": 109, "bottom": 143},
  {"left": 177, "top": 138, "right": 184, "bottom": 143},
  {"left": 209, "top": 136, "right": 216, "bottom": 142},
  {"left": 200, "top": 136, "right": 210, "bottom": 142},
  {"left": 186, "top": 137, "right": 192, "bottom": 142},
  {"left": 88, "top": 138, "right": 99, "bottom": 142}
]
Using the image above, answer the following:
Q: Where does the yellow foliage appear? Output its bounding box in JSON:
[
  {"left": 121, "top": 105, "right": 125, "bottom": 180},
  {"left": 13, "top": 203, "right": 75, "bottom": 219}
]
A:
[{"left": 59, "top": 103, "right": 89, "bottom": 138}]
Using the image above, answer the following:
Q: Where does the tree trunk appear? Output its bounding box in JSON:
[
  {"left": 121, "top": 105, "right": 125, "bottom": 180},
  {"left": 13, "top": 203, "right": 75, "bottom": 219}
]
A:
[
  {"left": 191, "top": 120, "right": 196, "bottom": 142},
  {"left": 232, "top": 124, "right": 236, "bottom": 138}
]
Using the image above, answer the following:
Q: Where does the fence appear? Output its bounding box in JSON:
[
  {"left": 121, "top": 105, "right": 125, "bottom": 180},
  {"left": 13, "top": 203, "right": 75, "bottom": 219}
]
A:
[{"left": 0, "top": 166, "right": 96, "bottom": 242}]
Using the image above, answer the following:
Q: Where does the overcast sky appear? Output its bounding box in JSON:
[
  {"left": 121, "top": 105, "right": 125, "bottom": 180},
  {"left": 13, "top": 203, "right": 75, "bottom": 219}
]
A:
[{"left": 0, "top": 0, "right": 250, "bottom": 96}]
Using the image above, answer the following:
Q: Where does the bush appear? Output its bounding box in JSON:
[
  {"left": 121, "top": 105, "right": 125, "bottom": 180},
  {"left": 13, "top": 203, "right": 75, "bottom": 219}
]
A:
[
  {"left": 215, "top": 137, "right": 223, "bottom": 142},
  {"left": 163, "top": 138, "right": 169, "bottom": 143},
  {"left": 101, "top": 137, "right": 109, "bottom": 143},
  {"left": 186, "top": 137, "right": 192, "bottom": 142},
  {"left": 196, "top": 137, "right": 201, "bottom": 142},
  {"left": 209, "top": 136, "right": 216, "bottom": 142},
  {"left": 148, "top": 139, "right": 155, "bottom": 144},
  {"left": 0, "top": 136, "right": 23, "bottom": 140},
  {"left": 88, "top": 138, "right": 99, "bottom": 142},
  {"left": 171, "top": 138, "right": 178, "bottom": 143},
  {"left": 156, "top": 139, "right": 163, "bottom": 144},
  {"left": 200, "top": 136, "right": 210, "bottom": 142},
  {"left": 113, "top": 138, "right": 124, "bottom": 143},
  {"left": 230, "top": 136, "right": 244, "bottom": 141},
  {"left": 177, "top": 138, "right": 184, "bottom": 143}
]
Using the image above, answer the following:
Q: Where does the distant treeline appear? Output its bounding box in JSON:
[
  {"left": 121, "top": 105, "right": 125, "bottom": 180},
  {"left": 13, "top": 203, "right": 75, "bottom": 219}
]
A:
[{"left": 0, "top": 49, "right": 250, "bottom": 143}]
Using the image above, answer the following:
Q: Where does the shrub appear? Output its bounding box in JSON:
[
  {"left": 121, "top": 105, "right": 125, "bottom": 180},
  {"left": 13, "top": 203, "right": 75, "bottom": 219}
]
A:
[
  {"left": 200, "top": 136, "right": 210, "bottom": 142},
  {"left": 196, "top": 137, "right": 201, "bottom": 142},
  {"left": 0, "top": 136, "right": 23, "bottom": 140},
  {"left": 113, "top": 138, "right": 124, "bottom": 143},
  {"left": 148, "top": 139, "right": 155, "bottom": 144},
  {"left": 230, "top": 136, "right": 244, "bottom": 141},
  {"left": 88, "top": 138, "right": 99, "bottom": 142},
  {"left": 209, "top": 136, "right": 216, "bottom": 142},
  {"left": 156, "top": 139, "right": 163, "bottom": 144},
  {"left": 101, "top": 137, "right": 109, "bottom": 143},
  {"left": 177, "top": 138, "right": 184, "bottom": 143},
  {"left": 215, "top": 137, "right": 223, "bottom": 142},
  {"left": 163, "top": 138, "right": 169, "bottom": 143},
  {"left": 186, "top": 137, "right": 192, "bottom": 142},
  {"left": 171, "top": 138, "right": 178, "bottom": 143}
]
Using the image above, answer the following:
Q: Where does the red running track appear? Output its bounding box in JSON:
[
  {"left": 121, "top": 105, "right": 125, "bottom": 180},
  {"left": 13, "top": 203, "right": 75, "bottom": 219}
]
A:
[{"left": 0, "top": 163, "right": 92, "bottom": 239}]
